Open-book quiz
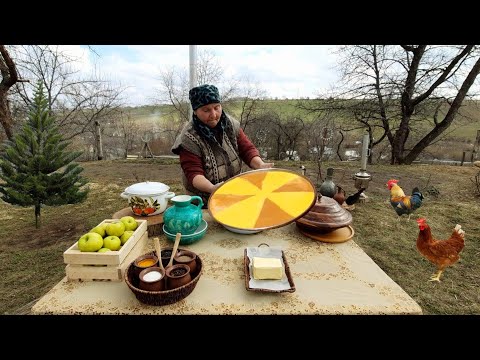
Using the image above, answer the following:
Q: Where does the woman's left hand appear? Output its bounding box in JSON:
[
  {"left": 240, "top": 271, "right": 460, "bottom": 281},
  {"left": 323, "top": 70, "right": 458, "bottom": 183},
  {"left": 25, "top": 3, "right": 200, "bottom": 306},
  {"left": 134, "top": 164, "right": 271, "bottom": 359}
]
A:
[{"left": 259, "top": 162, "right": 274, "bottom": 169}]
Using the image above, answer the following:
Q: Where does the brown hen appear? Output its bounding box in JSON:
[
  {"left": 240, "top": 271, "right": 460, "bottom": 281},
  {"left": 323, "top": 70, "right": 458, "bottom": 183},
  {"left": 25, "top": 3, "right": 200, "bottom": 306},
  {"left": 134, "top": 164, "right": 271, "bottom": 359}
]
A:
[{"left": 416, "top": 218, "right": 465, "bottom": 282}]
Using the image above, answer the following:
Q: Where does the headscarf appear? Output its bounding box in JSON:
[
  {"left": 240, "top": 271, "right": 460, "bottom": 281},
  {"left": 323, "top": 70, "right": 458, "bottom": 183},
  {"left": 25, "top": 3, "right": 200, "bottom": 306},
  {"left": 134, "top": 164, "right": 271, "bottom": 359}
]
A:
[{"left": 189, "top": 84, "right": 221, "bottom": 110}]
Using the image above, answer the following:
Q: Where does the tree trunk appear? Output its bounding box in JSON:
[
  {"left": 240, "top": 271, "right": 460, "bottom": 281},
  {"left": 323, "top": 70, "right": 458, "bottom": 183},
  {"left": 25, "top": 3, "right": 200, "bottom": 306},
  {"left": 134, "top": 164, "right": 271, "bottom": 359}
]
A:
[
  {"left": 0, "top": 45, "right": 19, "bottom": 140},
  {"left": 35, "top": 203, "right": 41, "bottom": 228},
  {"left": 336, "top": 130, "right": 344, "bottom": 161},
  {"left": 403, "top": 56, "right": 480, "bottom": 164},
  {"left": 0, "top": 91, "right": 13, "bottom": 139},
  {"left": 95, "top": 121, "right": 103, "bottom": 160}
]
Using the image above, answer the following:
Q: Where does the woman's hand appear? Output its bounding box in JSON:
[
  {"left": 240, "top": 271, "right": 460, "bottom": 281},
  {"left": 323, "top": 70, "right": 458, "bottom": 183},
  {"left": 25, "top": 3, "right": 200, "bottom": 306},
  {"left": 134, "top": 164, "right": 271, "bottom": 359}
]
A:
[
  {"left": 250, "top": 156, "right": 274, "bottom": 170},
  {"left": 258, "top": 162, "right": 274, "bottom": 169}
]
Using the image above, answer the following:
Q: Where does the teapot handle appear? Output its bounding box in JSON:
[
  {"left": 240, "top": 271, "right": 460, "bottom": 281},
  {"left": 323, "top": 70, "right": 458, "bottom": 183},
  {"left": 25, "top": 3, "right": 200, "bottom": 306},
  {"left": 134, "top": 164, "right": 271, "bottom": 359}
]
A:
[{"left": 190, "top": 195, "right": 204, "bottom": 209}]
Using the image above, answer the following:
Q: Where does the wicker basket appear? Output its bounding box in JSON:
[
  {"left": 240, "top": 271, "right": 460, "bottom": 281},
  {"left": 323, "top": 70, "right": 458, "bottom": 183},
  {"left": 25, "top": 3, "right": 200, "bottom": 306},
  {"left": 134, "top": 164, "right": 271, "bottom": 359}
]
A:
[{"left": 125, "top": 250, "right": 203, "bottom": 306}]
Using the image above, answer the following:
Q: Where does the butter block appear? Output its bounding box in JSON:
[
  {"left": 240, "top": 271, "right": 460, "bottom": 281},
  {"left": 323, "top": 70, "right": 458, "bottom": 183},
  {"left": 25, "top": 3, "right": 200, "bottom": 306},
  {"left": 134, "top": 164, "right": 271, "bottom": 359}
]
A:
[{"left": 252, "top": 257, "right": 283, "bottom": 280}]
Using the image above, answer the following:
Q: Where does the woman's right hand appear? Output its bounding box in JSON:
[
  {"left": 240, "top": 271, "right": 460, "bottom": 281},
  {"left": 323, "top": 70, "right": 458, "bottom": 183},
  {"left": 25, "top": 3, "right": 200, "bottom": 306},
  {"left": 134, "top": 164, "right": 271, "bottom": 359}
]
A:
[{"left": 211, "top": 181, "right": 224, "bottom": 192}]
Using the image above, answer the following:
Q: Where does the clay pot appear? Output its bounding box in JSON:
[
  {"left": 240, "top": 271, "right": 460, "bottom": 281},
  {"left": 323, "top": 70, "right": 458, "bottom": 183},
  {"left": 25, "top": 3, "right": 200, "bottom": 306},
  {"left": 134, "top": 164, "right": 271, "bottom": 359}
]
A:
[
  {"left": 165, "top": 264, "right": 192, "bottom": 290},
  {"left": 174, "top": 250, "right": 197, "bottom": 274},
  {"left": 133, "top": 254, "right": 159, "bottom": 280},
  {"left": 295, "top": 194, "right": 352, "bottom": 232},
  {"left": 160, "top": 247, "right": 178, "bottom": 268},
  {"left": 138, "top": 267, "right": 166, "bottom": 291},
  {"left": 333, "top": 185, "right": 346, "bottom": 205}
]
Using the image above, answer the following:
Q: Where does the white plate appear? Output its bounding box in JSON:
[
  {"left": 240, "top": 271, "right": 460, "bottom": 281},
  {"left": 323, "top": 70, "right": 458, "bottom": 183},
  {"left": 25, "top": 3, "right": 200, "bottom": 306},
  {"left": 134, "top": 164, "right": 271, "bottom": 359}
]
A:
[{"left": 223, "top": 224, "right": 262, "bottom": 235}]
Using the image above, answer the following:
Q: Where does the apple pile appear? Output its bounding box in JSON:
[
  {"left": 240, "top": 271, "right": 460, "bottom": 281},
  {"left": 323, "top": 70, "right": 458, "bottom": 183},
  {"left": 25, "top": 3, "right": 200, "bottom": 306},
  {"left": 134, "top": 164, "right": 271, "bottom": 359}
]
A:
[{"left": 77, "top": 216, "right": 139, "bottom": 252}]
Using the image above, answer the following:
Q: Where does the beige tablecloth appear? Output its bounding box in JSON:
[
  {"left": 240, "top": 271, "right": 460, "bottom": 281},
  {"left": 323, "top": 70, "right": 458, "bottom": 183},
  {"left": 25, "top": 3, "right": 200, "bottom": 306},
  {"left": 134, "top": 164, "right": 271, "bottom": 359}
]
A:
[{"left": 32, "top": 212, "right": 422, "bottom": 315}]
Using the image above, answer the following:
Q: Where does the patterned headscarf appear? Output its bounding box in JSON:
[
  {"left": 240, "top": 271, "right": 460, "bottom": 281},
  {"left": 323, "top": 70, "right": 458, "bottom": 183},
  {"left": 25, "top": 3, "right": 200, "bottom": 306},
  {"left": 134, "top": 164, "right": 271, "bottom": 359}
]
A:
[{"left": 189, "top": 84, "right": 221, "bottom": 110}]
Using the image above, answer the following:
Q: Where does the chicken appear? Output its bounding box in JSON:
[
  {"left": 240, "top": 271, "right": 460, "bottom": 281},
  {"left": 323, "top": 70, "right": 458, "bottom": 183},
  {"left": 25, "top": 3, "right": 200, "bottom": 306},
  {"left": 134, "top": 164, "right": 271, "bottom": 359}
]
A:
[
  {"left": 345, "top": 187, "right": 366, "bottom": 205},
  {"left": 416, "top": 218, "right": 465, "bottom": 282},
  {"left": 386, "top": 179, "right": 423, "bottom": 220}
]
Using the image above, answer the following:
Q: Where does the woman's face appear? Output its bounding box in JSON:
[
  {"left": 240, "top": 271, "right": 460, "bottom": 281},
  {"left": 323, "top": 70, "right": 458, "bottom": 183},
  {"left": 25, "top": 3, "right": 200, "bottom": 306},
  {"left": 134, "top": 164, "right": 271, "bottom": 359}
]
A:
[{"left": 194, "top": 103, "right": 222, "bottom": 128}]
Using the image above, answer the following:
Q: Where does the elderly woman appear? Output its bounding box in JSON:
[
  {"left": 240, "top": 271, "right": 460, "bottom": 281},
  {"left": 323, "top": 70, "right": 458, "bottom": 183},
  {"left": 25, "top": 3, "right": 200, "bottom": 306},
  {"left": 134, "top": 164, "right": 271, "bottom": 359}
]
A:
[{"left": 172, "top": 84, "right": 273, "bottom": 206}]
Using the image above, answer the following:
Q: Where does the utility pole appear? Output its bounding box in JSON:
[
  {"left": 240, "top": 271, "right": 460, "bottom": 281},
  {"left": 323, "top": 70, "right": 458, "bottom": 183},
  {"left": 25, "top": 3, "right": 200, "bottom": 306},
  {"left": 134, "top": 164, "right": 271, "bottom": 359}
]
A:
[{"left": 188, "top": 45, "right": 197, "bottom": 120}]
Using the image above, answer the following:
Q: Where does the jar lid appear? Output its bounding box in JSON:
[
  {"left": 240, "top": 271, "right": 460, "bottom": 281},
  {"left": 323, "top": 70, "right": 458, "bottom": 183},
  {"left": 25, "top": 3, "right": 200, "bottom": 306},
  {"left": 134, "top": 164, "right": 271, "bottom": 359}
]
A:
[
  {"left": 295, "top": 195, "right": 352, "bottom": 231},
  {"left": 123, "top": 181, "right": 170, "bottom": 196}
]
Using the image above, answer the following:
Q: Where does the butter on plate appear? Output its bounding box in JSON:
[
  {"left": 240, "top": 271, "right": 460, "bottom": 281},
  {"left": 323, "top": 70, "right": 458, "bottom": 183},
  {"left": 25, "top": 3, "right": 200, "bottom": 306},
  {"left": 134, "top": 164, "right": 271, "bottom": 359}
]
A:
[{"left": 252, "top": 257, "right": 283, "bottom": 280}]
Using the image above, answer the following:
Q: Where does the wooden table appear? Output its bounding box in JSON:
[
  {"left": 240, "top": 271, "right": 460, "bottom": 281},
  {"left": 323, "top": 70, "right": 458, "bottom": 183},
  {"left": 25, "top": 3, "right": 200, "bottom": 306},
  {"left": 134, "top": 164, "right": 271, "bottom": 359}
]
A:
[{"left": 31, "top": 211, "right": 422, "bottom": 315}]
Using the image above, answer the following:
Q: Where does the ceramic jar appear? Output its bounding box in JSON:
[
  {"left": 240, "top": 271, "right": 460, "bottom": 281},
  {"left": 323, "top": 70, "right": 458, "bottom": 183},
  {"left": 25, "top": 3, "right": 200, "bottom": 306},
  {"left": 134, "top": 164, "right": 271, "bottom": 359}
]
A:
[
  {"left": 174, "top": 250, "right": 197, "bottom": 274},
  {"left": 138, "top": 267, "right": 166, "bottom": 291},
  {"left": 165, "top": 264, "right": 192, "bottom": 290},
  {"left": 120, "top": 181, "right": 175, "bottom": 216},
  {"left": 163, "top": 195, "right": 204, "bottom": 235},
  {"left": 319, "top": 168, "right": 336, "bottom": 198}
]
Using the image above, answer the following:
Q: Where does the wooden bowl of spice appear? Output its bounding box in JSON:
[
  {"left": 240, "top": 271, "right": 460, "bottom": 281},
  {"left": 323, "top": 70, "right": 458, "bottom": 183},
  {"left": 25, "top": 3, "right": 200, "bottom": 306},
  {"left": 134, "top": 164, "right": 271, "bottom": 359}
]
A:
[{"left": 125, "top": 249, "right": 203, "bottom": 306}]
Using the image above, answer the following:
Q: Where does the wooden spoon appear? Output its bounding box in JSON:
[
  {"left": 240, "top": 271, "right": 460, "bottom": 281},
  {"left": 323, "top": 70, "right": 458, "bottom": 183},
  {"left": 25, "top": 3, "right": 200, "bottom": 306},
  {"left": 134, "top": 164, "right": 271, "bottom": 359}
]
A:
[
  {"left": 167, "top": 232, "right": 182, "bottom": 269},
  {"left": 153, "top": 237, "right": 165, "bottom": 272}
]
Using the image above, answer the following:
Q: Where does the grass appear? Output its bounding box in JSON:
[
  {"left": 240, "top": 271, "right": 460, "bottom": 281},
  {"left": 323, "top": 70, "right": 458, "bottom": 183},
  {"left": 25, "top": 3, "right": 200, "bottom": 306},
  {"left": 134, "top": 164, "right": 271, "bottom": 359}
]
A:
[{"left": 1, "top": 158, "right": 479, "bottom": 315}]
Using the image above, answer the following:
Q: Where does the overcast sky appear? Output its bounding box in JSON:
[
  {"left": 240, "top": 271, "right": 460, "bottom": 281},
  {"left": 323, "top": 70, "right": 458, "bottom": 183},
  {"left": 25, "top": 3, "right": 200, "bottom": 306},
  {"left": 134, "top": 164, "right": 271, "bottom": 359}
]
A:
[{"left": 66, "top": 45, "right": 342, "bottom": 106}]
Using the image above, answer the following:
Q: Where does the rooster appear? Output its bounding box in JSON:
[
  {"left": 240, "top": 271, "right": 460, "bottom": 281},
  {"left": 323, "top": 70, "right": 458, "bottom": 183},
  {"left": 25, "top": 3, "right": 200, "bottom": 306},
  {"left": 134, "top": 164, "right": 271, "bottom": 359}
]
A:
[
  {"left": 386, "top": 179, "right": 423, "bottom": 220},
  {"left": 416, "top": 218, "right": 465, "bottom": 282}
]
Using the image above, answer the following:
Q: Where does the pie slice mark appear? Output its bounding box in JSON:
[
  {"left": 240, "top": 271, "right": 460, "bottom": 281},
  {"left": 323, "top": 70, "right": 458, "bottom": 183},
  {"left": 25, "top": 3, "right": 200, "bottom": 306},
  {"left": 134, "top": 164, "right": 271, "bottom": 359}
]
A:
[
  {"left": 260, "top": 171, "right": 298, "bottom": 193},
  {"left": 215, "top": 177, "right": 260, "bottom": 195},
  {"left": 213, "top": 195, "right": 266, "bottom": 229},
  {"left": 267, "top": 192, "right": 316, "bottom": 218},
  {"left": 209, "top": 194, "right": 255, "bottom": 213},
  {"left": 242, "top": 171, "right": 268, "bottom": 190},
  {"left": 273, "top": 176, "right": 315, "bottom": 193},
  {"left": 254, "top": 198, "right": 294, "bottom": 228}
]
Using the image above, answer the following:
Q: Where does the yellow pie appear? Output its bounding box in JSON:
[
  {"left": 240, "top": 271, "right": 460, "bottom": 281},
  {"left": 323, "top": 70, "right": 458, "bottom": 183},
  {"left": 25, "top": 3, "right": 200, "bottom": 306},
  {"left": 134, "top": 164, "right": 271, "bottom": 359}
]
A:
[{"left": 208, "top": 168, "right": 317, "bottom": 231}]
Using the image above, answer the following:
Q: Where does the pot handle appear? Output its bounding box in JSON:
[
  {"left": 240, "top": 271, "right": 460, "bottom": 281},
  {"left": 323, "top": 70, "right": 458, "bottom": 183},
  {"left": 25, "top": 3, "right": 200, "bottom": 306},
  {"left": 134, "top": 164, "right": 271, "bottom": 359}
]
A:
[
  {"left": 120, "top": 192, "right": 129, "bottom": 199},
  {"left": 165, "top": 192, "right": 175, "bottom": 200},
  {"left": 190, "top": 195, "right": 204, "bottom": 209}
]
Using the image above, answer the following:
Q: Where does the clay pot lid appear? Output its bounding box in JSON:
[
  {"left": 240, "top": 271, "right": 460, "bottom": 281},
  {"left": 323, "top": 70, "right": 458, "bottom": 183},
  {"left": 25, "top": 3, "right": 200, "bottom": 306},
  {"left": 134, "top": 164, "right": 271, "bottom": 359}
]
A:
[{"left": 295, "top": 195, "right": 352, "bottom": 231}]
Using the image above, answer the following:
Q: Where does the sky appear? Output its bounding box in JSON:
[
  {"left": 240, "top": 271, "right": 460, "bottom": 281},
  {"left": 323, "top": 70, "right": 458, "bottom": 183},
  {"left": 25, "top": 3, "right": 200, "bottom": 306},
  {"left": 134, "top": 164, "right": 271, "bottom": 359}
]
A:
[{"left": 65, "top": 45, "right": 342, "bottom": 107}]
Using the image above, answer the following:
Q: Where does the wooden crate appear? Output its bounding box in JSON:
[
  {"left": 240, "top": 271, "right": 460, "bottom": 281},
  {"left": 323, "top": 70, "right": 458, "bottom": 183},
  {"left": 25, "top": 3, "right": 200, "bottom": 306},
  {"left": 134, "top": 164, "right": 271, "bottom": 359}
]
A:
[
  {"left": 63, "top": 219, "right": 147, "bottom": 266},
  {"left": 65, "top": 231, "right": 149, "bottom": 281},
  {"left": 63, "top": 218, "right": 149, "bottom": 281}
]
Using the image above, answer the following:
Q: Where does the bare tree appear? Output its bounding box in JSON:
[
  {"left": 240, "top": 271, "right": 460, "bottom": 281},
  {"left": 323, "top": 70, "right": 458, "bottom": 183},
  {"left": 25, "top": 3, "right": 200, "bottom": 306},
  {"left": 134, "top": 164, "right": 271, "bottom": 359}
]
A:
[
  {"left": 116, "top": 110, "right": 141, "bottom": 158},
  {"left": 154, "top": 48, "right": 240, "bottom": 150},
  {"left": 9, "top": 45, "right": 126, "bottom": 146},
  {"left": 223, "top": 77, "right": 268, "bottom": 132},
  {"left": 314, "top": 45, "right": 480, "bottom": 165}
]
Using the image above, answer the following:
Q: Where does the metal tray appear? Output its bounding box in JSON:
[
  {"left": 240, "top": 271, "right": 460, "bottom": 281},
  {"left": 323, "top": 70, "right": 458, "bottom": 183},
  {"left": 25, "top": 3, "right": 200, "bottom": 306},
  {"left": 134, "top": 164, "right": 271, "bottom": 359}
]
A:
[{"left": 243, "top": 247, "right": 295, "bottom": 293}]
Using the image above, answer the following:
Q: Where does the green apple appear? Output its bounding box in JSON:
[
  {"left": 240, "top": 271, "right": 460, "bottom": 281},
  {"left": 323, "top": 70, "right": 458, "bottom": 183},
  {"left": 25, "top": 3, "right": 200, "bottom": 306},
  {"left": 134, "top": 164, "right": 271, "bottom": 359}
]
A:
[
  {"left": 78, "top": 232, "right": 104, "bottom": 252},
  {"left": 120, "top": 230, "right": 134, "bottom": 245},
  {"left": 103, "top": 236, "right": 121, "bottom": 251},
  {"left": 120, "top": 216, "right": 138, "bottom": 231},
  {"left": 97, "top": 247, "right": 111, "bottom": 253},
  {"left": 106, "top": 221, "right": 125, "bottom": 237},
  {"left": 90, "top": 223, "right": 108, "bottom": 237}
]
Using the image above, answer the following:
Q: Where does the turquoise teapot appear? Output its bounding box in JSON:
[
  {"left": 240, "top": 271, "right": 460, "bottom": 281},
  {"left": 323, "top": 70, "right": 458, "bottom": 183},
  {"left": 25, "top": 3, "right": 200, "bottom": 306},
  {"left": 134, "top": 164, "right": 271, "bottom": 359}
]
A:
[{"left": 163, "top": 195, "right": 204, "bottom": 235}]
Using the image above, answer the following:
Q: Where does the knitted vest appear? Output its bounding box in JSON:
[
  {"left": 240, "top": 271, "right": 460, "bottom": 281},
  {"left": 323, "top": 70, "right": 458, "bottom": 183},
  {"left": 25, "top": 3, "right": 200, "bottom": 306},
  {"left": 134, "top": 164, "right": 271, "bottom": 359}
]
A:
[{"left": 172, "top": 114, "right": 243, "bottom": 205}]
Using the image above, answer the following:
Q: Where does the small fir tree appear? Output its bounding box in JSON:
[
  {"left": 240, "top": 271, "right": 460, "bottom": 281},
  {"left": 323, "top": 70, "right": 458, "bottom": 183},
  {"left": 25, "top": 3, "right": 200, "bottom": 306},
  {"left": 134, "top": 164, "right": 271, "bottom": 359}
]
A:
[{"left": 0, "top": 80, "right": 89, "bottom": 227}]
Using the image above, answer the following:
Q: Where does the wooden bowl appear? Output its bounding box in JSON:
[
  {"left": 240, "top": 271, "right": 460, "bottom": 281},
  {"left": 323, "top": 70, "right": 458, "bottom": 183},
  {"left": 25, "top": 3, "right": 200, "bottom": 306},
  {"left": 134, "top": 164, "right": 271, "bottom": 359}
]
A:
[
  {"left": 295, "top": 195, "right": 352, "bottom": 232},
  {"left": 125, "top": 250, "right": 202, "bottom": 306}
]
